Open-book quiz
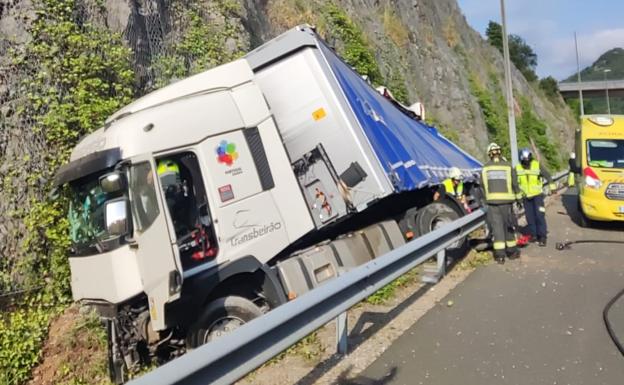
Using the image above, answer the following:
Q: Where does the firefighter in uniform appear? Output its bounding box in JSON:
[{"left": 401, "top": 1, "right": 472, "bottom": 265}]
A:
[
  {"left": 438, "top": 167, "right": 471, "bottom": 212},
  {"left": 481, "top": 143, "right": 520, "bottom": 264},
  {"left": 516, "top": 148, "right": 554, "bottom": 246},
  {"left": 157, "top": 159, "right": 191, "bottom": 235}
]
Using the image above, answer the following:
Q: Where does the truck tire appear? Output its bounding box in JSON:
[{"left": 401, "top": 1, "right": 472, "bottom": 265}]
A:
[
  {"left": 415, "top": 202, "right": 458, "bottom": 234},
  {"left": 187, "top": 296, "right": 263, "bottom": 348},
  {"left": 415, "top": 202, "right": 464, "bottom": 249}
]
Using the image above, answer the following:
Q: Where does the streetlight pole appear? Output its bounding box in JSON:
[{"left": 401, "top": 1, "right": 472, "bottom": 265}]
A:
[
  {"left": 500, "top": 0, "right": 518, "bottom": 167},
  {"left": 574, "top": 32, "right": 584, "bottom": 116},
  {"left": 603, "top": 68, "right": 611, "bottom": 115}
]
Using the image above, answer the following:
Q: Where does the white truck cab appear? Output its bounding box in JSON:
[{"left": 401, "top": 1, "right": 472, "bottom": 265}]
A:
[{"left": 57, "top": 58, "right": 315, "bottom": 326}]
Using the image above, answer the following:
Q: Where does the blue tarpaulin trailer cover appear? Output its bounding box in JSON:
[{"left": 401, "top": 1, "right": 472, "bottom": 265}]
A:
[{"left": 319, "top": 43, "right": 482, "bottom": 193}]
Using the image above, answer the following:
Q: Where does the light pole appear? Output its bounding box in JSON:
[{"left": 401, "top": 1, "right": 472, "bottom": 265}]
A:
[
  {"left": 574, "top": 32, "right": 584, "bottom": 116},
  {"left": 603, "top": 68, "right": 611, "bottom": 115},
  {"left": 500, "top": 0, "right": 518, "bottom": 166}
]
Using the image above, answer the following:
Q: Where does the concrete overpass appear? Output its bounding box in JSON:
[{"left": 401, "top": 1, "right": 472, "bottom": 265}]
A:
[{"left": 559, "top": 79, "right": 624, "bottom": 98}]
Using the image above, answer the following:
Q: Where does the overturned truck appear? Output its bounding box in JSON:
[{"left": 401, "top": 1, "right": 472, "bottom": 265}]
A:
[{"left": 54, "top": 25, "right": 481, "bottom": 382}]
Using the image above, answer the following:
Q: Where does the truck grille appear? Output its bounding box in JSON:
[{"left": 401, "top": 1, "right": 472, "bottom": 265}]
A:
[{"left": 605, "top": 183, "right": 624, "bottom": 200}]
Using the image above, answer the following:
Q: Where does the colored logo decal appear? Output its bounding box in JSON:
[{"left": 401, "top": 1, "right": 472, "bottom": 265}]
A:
[{"left": 216, "top": 140, "right": 239, "bottom": 166}]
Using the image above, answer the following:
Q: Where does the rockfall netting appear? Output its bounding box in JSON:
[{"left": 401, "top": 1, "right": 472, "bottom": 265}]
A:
[{"left": 0, "top": 0, "right": 250, "bottom": 297}]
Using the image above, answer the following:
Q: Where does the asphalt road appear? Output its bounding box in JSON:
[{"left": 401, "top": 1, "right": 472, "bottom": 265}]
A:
[{"left": 353, "top": 190, "right": 624, "bottom": 385}]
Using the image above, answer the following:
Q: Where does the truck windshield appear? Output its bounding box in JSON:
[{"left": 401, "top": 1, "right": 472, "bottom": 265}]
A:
[
  {"left": 68, "top": 175, "right": 125, "bottom": 255},
  {"left": 587, "top": 140, "right": 624, "bottom": 169}
]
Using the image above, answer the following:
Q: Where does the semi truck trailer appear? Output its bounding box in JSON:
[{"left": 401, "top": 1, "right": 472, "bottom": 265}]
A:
[{"left": 54, "top": 25, "right": 481, "bottom": 382}]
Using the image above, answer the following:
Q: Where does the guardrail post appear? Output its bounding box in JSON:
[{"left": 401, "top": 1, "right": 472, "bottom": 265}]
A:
[
  {"left": 437, "top": 249, "right": 446, "bottom": 277},
  {"left": 422, "top": 249, "right": 446, "bottom": 284},
  {"left": 336, "top": 311, "right": 348, "bottom": 355},
  {"left": 335, "top": 267, "right": 348, "bottom": 355}
]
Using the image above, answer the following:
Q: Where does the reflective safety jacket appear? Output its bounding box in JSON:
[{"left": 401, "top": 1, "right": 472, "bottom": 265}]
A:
[
  {"left": 442, "top": 178, "right": 464, "bottom": 198},
  {"left": 481, "top": 160, "right": 519, "bottom": 205},
  {"left": 516, "top": 160, "right": 542, "bottom": 198},
  {"left": 157, "top": 160, "right": 181, "bottom": 188},
  {"left": 516, "top": 160, "right": 553, "bottom": 198}
]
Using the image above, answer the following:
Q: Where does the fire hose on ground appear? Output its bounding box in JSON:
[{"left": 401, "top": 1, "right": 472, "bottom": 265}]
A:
[{"left": 555, "top": 239, "right": 624, "bottom": 357}]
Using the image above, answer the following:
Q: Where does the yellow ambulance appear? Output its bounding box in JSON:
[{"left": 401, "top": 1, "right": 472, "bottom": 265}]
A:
[{"left": 572, "top": 115, "right": 624, "bottom": 226}]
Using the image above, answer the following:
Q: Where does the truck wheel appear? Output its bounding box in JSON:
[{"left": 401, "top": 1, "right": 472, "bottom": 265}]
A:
[
  {"left": 187, "top": 296, "right": 263, "bottom": 348},
  {"left": 415, "top": 202, "right": 464, "bottom": 249},
  {"left": 415, "top": 202, "right": 458, "bottom": 234}
]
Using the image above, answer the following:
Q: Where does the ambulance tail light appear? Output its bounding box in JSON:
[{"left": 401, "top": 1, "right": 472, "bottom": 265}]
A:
[{"left": 583, "top": 167, "right": 602, "bottom": 189}]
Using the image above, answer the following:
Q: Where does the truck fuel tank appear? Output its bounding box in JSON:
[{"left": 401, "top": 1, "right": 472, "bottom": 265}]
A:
[{"left": 276, "top": 221, "right": 405, "bottom": 299}]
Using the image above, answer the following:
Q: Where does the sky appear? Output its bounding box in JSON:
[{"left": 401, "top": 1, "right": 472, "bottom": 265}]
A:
[{"left": 456, "top": 0, "right": 624, "bottom": 80}]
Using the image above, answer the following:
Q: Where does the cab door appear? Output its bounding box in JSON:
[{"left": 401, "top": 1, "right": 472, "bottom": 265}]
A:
[{"left": 127, "top": 155, "right": 181, "bottom": 331}]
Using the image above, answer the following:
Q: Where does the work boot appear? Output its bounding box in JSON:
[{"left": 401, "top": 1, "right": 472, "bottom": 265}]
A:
[
  {"left": 538, "top": 238, "right": 547, "bottom": 247},
  {"left": 507, "top": 248, "right": 520, "bottom": 260}
]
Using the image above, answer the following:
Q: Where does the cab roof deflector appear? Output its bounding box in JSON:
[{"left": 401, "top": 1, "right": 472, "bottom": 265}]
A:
[{"left": 54, "top": 148, "right": 122, "bottom": 186}]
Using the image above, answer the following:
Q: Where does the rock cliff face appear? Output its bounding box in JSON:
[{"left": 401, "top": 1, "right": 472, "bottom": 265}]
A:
[{"left": 0, "top": 0, "right": 575, "bottom": 285}]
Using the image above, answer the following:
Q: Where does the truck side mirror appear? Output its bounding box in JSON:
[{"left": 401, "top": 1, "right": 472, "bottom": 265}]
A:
[
  {"left": 100, "top": 171, "right": 126, "bottom": 193},
  {"left": 105, "top": 198, "right": 129, "bottom": 238}
]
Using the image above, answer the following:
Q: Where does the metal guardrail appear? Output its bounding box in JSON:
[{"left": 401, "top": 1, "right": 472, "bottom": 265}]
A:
[
  {"left": 552, "top": 170, "right": 570, "bottom": 185},
  {"left": 129, "top": 209, "right": 486, "bottom": 385},
  {"left": 546, "top": 170, "right": 570, "bottom": 193}
]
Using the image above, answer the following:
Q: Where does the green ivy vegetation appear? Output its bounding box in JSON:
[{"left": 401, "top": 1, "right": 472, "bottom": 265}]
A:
[
  {"left": 516, "top": 96, "right": 562, "bottom": 170},
  {"left": 469, "top": 72, "right": 561, "bottom": 169},
  {"left": 322, "top": 2, "right": 383, "bottom": 85},
  {"left": 0, "top": 301, "right": 63, "bottom": 385},
  {"left": 321, "top": 2, "right": 411, "bottom": 106},
  {"left": 387, "top": 69, "right": 410, "bottom": 105},
  {"left": 1, "top": 0, "right": 135, "bottom": 382},
  {"left": 564, "top": 98, "right": 582, "bottom": 122},
  {"left": 468, "top": 72, "right": 510, "bottom": 154},
  {"left": 16, "top": 0, "right": 134, "bottom": 294}
]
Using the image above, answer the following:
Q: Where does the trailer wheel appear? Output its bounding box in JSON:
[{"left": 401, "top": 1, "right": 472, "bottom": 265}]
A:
[
  {"left": 415, "top": 202, "right": 457, "bottom": 233},
  {"left": 187, "top": 296, "right": 263, "bottom": 348},
  {"left": 415, "top": 202, "right": 464, "bottom": 249}
]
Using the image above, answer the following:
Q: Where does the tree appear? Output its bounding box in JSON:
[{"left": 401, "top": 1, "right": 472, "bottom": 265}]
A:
[
  {"left": 508, "top": 34, "right": 537, "bottom": 81},
  {"left": 486, "top": 21, "right": 503, "bottom": 51},
  {"left": 485, "top": 21, "right": 538, "bottom": 82},
  {"left": 539, "top": 76, "right": 559, "bottom": 100}
]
